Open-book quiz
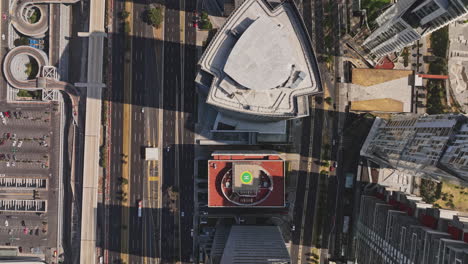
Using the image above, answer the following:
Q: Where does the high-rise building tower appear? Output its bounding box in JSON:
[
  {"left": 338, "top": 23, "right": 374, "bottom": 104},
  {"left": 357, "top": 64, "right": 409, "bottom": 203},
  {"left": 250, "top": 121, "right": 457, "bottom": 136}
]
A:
[
  {"left": 361, "top": 114, "right": 468, "bottom": 185},
  {"left": 205, "top": 225, "right": 291, "bottom": 264},
  {"left": 355, "top": 187, "right": 468, "bottom": 264},
  {"left": 363, "top": 0, "right": 468, "bottom": 58}
]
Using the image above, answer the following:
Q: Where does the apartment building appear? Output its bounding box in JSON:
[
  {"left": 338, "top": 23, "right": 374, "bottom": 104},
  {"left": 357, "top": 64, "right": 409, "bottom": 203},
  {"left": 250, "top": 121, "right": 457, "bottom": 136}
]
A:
[
  {"left": 355, "top": 189, "right": 468, "bottom": 264},
  {"left": 363, "top": 0, "right": 468, "bottom": 58},
  {"left": 361, "top": 114, "right": 468, "bottom": 185}
]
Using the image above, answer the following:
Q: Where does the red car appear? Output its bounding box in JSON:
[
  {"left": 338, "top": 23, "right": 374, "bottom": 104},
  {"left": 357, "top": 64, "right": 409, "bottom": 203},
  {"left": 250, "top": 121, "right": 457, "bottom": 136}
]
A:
[
  {"left": 193, "top": 21, "right": 198, "bottom": 28},
  {"left": 3, "top": 112, "right": 10, "bottom": 118},
  {"left": 329, "top": 166, "right": 335, "bottom": 172},
  {"left": 2, "top": 13, "right": 7, "bottom": 20}
]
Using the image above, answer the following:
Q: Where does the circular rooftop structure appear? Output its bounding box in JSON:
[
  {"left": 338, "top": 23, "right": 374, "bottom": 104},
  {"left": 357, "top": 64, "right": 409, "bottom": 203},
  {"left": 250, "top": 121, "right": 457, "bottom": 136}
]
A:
[
  {"left": 220, "top": 164, "right": 273, "bottom": 206},
  {"left": 224, "top": 18, "right": 294, "bottom": 90}
]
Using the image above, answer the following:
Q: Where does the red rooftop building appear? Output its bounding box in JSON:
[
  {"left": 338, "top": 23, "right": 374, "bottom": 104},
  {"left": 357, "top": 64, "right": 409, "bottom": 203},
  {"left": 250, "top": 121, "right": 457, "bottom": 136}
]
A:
[{"left": 208, "top": 151, "right": 285, "bottom": 207}]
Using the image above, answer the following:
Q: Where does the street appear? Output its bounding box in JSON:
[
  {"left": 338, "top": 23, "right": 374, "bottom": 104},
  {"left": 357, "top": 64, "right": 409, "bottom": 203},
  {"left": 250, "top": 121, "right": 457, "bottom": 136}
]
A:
[{"left": 104, "top": 0, "right": 196, "bottom": 263}]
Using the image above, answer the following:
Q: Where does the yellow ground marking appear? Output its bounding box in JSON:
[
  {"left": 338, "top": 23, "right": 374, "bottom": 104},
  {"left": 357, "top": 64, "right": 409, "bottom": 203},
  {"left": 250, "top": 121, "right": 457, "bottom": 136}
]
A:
[{"left": 120, "top": 1, "right": 133, "bottom": 263}]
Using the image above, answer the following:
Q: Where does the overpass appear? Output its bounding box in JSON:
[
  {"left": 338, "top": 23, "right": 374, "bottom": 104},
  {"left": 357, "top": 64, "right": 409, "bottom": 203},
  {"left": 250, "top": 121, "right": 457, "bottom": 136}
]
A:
[
  {"left": 2, "top": 46, "right": 80, "bottom": 117},
  {"left": 78, "top": 0, "right": 106, "bottom": 262},
  {"left": 10, "top": 0, "right": 79, "bottom": 38}
]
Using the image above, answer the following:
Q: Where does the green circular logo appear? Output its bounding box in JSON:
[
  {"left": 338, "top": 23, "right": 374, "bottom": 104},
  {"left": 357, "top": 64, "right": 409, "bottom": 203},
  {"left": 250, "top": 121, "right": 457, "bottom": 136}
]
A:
[{"left": 240, "top": 171, "right": 253, "bottom": 184}]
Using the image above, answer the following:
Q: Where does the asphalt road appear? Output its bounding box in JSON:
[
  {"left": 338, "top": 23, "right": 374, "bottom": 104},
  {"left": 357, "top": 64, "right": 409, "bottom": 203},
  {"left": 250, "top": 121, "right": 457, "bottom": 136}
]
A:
[{"left": 106, "top": 0, "right": 196, "bottom": 263}]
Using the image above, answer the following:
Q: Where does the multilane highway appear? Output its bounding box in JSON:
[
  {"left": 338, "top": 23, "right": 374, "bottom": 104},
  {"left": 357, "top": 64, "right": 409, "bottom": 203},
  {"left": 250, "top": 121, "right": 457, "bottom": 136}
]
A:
[{"left": 106, "top": 0, "right": 196, "bottom": 263}]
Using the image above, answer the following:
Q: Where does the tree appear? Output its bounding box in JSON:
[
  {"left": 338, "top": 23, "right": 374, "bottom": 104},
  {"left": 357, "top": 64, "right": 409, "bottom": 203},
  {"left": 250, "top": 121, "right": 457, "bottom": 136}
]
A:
[
  {"left": 120, "top": 10, "right": 130, "bottom": 20},
  {"left": 119, "top": 177, "right": 128, "bottom": 185},
  {"left": 123, "top": 21, "right": 131, "bottom": 34},
  {"left": 147, "top": 7, "right": 163, "bottom": 28},
  {"left": 201, "top": 11, "right": 208, "bottom": 20},
  {"left": 324, "top": 97, "right": 333, "bottom": 105},
  {"left": 14, "top": 37, "right": 29, "bottom": 47},
  {"left": 199, "top": 20, "right": 213, "bottom": 30}
]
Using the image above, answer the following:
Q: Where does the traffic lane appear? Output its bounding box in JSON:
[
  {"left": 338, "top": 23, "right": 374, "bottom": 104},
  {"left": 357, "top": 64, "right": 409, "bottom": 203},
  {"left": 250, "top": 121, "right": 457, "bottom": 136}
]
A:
[
  {"left": 128, "top": 30, "right": 147, "bottom": 261},
  {"left": 179, "top": 144, "right": 194, "bottom": 261}
]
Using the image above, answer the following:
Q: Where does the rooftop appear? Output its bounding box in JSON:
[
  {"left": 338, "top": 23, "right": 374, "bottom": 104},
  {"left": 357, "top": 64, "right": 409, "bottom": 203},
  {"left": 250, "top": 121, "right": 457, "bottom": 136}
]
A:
[
  {"left": 197, "top": 0, "right": 321, "bottom": 121},
  {"left": 208, "top": 151, "right": 285, "bottom": 207},
  {"left": 220, "top": 225, "right": 290, "bottom": 264}
]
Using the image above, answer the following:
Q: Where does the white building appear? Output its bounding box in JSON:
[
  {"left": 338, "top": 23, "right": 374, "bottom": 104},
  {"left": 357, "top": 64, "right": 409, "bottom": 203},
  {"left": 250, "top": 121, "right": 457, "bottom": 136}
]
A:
[
  {"left": 196, "top": 0, "right": 321, "bottom": 135},
  {"left": 361, "top": 114, "right": 468, "bottom": 185},
  {"left": 363, "top": 0, "right": 468, "bottom": 58}
]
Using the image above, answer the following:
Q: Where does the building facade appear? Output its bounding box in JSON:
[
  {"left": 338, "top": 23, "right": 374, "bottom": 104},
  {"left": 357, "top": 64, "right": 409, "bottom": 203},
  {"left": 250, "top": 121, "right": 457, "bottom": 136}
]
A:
[
  {"left": 355, "top": 188, "right": 468, "bottom": 264},
  {"left": 206, "top": 225, "right": 291, "bottom": 264},
  {"left": 363, "top": 0, "right": 468, "bottom": 58},
  {"left": 361, "top": 114, "right": 468, "bottom": 185}
]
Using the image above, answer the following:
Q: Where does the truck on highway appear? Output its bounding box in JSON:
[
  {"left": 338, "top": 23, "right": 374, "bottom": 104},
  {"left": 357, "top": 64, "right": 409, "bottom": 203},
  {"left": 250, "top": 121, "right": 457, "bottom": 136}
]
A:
[{"left": 138, "top": 200, "right": 143, "bottom": 218}]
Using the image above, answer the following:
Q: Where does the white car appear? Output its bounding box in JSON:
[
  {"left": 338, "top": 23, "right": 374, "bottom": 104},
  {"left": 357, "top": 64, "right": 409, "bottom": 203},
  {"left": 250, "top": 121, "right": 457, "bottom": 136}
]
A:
[
  {"left": 12, "top": 140, "right": 17, "bottom": 147},
  {"left": 17, "top": 141, "right": 23, "bottom": 148},
  {"left": 4, "top": 220, "right": 8, "bottom": 227},
  {"left": 6, "top": 162, "right": 10, "bottom": 167},
  {"left": 181, "top": 211, "right": 185, "bottom": 217},
  {"left": 1, "top": 34, "right": 5, "bottom": 40}
]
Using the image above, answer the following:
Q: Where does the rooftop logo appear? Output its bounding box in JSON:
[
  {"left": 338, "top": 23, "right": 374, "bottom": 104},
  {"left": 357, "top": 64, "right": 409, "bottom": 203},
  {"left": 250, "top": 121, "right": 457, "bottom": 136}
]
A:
[{"left": 240, "top": 171, "right": 253, "bottom": 184}]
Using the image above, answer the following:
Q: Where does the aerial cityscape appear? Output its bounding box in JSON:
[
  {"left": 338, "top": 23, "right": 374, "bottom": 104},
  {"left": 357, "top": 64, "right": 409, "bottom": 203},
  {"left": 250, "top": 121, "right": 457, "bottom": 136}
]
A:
[{"left": 0, "top": 0, "right": 467, "bottom": 263}]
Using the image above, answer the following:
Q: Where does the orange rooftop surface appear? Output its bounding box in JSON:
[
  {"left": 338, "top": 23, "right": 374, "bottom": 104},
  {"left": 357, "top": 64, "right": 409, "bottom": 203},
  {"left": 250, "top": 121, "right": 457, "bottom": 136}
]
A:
[{"left": 208, "top": 152, "right": 285, "bottom": 207}]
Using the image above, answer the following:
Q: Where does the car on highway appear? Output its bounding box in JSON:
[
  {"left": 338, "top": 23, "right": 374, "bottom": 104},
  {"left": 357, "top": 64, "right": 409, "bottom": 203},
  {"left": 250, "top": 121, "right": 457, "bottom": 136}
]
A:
[
  {"left": 291, "top": 224, "right": 295, "bottom": 231},
  {"left": 138, "top": 200, "right": 143, "bottom": 217},
  {"left": 166, "top": 146, "right": 170, "bottom": 152},
  {"left": 190, "top": 228, "right": 193, "bottom": 237},
  {"left": 333, "top": 161, "right": 338, "bottom": 168},
  {"left": 181, "top": 211, "right": 185, "bottom": 217}
]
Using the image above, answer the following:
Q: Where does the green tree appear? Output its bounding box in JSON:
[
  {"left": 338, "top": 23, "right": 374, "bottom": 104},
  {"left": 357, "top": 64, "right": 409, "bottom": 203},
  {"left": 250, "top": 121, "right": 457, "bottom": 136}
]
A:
[
  {"left": 14, "top": 37, "right": 29, "bottom": 47},
  {"left": 324, "top": 97, "right": 333, "bottom": 105},
  {"left": 201, "top": 11, "right": 209, "bottom": 20},
  {"left": 120, "top": 10, "right": 130, "bottom": 20},
  {"left": 123, "top": 21, "right": 131, "bottom": 34},
  {"left": 147, "top": 7, "right": 163, "bottom": 28}
]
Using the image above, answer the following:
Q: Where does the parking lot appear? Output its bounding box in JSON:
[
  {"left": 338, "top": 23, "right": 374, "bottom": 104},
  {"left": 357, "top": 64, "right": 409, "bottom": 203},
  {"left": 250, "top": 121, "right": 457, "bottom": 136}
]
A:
[{"left": 0, "top": 103, "right": 62, "bottom": 262}]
